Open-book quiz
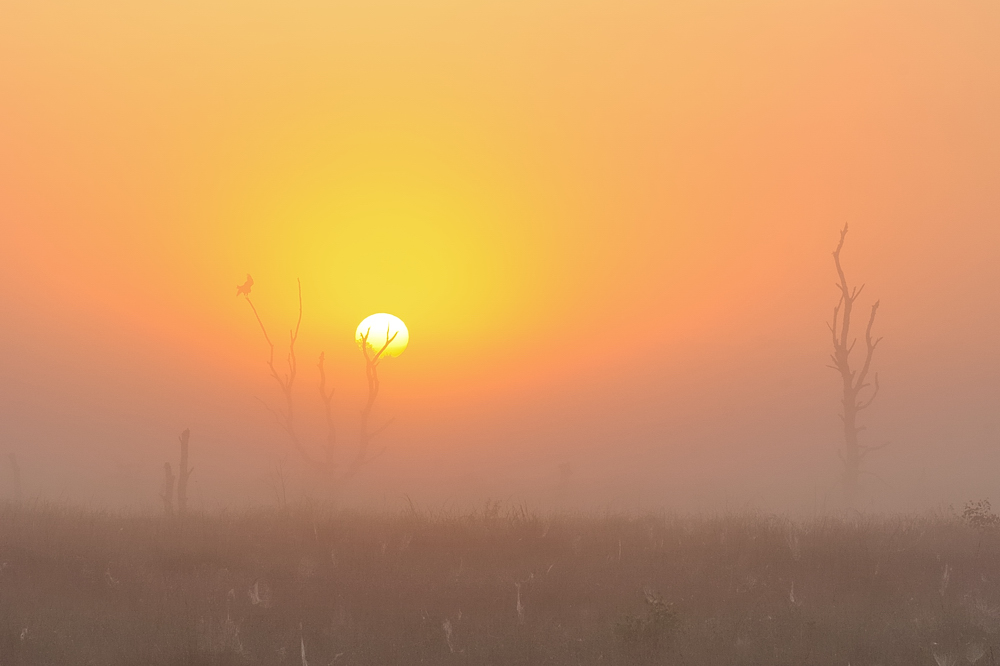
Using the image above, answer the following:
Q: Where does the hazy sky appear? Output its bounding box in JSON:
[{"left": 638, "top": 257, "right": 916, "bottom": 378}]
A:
[{"left": 2, "top": 0, "right": 999, "bottom": 511}]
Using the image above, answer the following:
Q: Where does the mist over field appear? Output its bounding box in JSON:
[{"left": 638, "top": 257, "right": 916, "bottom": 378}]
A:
[
  {"left": 2, "top": 1, "right": 1000, "bottom": 515},
  {"left": 5, "top": 3, "right": 1000, "bottom": 664},
  {"left": 4, "top": 221, "right": 1000, "bottom": 514}
]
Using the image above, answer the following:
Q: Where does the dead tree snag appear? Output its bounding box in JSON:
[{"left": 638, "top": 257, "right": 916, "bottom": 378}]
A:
[
  {"left": 348, "top": 325, "right": 397, "bottom": 478},
  {"left": 827, "top": 224, "right": 884, "bottom": 506}
]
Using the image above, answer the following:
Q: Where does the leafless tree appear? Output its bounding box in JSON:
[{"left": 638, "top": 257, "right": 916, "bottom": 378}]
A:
[
  {"left": 160, "top": 428, "right": 192, "bottom": 516},
  {"left": 242, "top": 279, "right": 391, "bottom": 481},
  {"left": 827, "top": 224, "right": 884, "bottom": 506},
  {"left": 243, "top": 279, "right": 321, "bottom": 466},
  {"left": 347, "top": 326, "right": 397, "bottom": 478}
]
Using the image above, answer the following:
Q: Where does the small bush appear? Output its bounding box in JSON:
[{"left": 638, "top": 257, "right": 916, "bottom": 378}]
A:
[
  {"left": 614, "top": 588, "right": 679, "bottom": 662},
  {"left": 962, "top": 500, "right": 1000, "bottom": 531}
]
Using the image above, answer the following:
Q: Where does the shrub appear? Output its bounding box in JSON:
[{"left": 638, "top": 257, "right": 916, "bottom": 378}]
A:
[
  {"left": 614, "top": 587, "right": 679, "bottom": 662},
  {"left": 962, "top": 500, "right": 1000, "bottom": 531}
]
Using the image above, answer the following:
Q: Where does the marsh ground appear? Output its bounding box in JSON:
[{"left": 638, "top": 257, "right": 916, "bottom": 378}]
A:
[{"left": 0, "top": 503, "right": 996, "bottom": 665}]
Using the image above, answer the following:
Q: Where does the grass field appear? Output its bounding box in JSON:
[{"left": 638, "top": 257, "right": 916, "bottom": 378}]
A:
[{"left": 0, "top": 502, "right": 997, "bottom": 665}]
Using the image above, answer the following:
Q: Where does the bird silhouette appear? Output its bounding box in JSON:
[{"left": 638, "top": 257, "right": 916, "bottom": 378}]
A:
[{"left": 236, "top": 274, "right": 253, "bottom": 296}]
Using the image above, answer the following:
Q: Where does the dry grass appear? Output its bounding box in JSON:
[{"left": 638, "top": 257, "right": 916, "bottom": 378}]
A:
[{"left": 0, "top": 502, "right": 997, "bottom": 665}]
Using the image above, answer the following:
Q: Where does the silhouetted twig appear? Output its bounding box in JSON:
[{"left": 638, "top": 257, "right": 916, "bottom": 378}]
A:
[{"left": 347, "top": 325, "right": 397, "bottom": 478}]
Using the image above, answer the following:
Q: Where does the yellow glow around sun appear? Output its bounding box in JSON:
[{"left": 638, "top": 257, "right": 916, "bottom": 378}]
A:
[{"left": 356, "top": 313, "right": 409, "bottom": 358}]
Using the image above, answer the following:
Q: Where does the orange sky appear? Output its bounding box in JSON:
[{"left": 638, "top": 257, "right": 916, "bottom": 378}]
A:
[{"left": 2, "top": 0, "right": 1000, "bottom": 510}]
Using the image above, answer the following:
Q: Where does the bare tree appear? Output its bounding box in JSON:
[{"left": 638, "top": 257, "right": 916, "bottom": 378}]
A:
[
  {"left": 348, "top": 326, "right": 397, "bottom": 478},
  {"left": 243, "top": 279, "right": 322, "bottom": 466},
  {"left": 242, "top": 279, "right": 387, "bottom": 479},
  {"left": 160, "top": 429, "right": 192, "bottom": 516},
  {"left": 827, "top": 224, "right": 884, "bottom": 506}
]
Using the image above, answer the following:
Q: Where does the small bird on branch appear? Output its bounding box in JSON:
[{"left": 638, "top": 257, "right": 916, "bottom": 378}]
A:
[{"left": 236, "top": 274, "right": 254, "bottom": 297}]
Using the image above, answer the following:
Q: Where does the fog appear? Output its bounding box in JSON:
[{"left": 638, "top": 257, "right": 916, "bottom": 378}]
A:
[
  {"left": 3, "top": 221, "right": 999, "bottom": 514},
  {"left": 2, "top": 0, "right": 1000, "bottom": 514}
]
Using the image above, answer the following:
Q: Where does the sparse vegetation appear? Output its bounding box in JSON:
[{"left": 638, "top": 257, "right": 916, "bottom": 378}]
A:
[
  {"left": 162, "top": 429, "right": 194, "bottom": 517},
  {"left": 1, "top": 503, "right": 1000, "bottom": 664},
  {"left": 614, "top": 588, "right": 679, "bottom": 662},
  {"left": 963, "top": 500, "right": 1000, "bottom": 532}
]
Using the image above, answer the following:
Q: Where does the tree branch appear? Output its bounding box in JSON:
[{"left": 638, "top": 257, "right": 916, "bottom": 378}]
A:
[
  {"left": 859, "top": 441, "right": 890, "bottom": 460},
  {"left": 349, "top": 326, "right": 400, "bottom": 478},
  {"left": 244, "top": 295, "right": 284, "bottom": 388},
  {"left": 255, "top": 396, "right": 290, "bottom": 434},
  {"left": 832, "top": 224, "right": 854, "bottom": 350},
  {"left": 853, "top": 301, "right": 880, "bottom": 393},
  {"left": 368, "top": 417, "right": 395, "bottom": 440},
  {"left": 857, "top": 373, "right": 880, "bottom": 410},
  {"left": 244, "top": 280, "right": 324, "bottom": 469}
]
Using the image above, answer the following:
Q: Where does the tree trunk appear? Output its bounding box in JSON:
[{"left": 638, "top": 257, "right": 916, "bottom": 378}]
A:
[
  {"left": 354, "top": 357, "right": 379, "bottom": 475},
  {"left": 840, "top": 393, "right": 860, "bottom": 507},
  {"left": 348, "top": 327, "right": 396, "bottom": 478}
]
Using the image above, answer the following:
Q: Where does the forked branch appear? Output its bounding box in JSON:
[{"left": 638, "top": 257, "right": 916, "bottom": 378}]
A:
[
  {"left": 347, "top": 325, "right": 398, "bottom": 477},
  {"left": 242, "top": 279, "right": 402, "bottom": 485},
  {"left": 243, "top": 279, "right": 323, "bottom": 468}
]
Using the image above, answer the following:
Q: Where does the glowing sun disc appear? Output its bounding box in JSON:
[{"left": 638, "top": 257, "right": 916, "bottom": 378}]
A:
[{"left": 355, "top": 313, "right": 409, "bottom": 358}]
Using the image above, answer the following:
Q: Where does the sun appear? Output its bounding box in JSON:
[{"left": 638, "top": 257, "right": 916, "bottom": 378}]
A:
[{"left": 355, "top": 313, "right": 409, "bottom": 358}]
